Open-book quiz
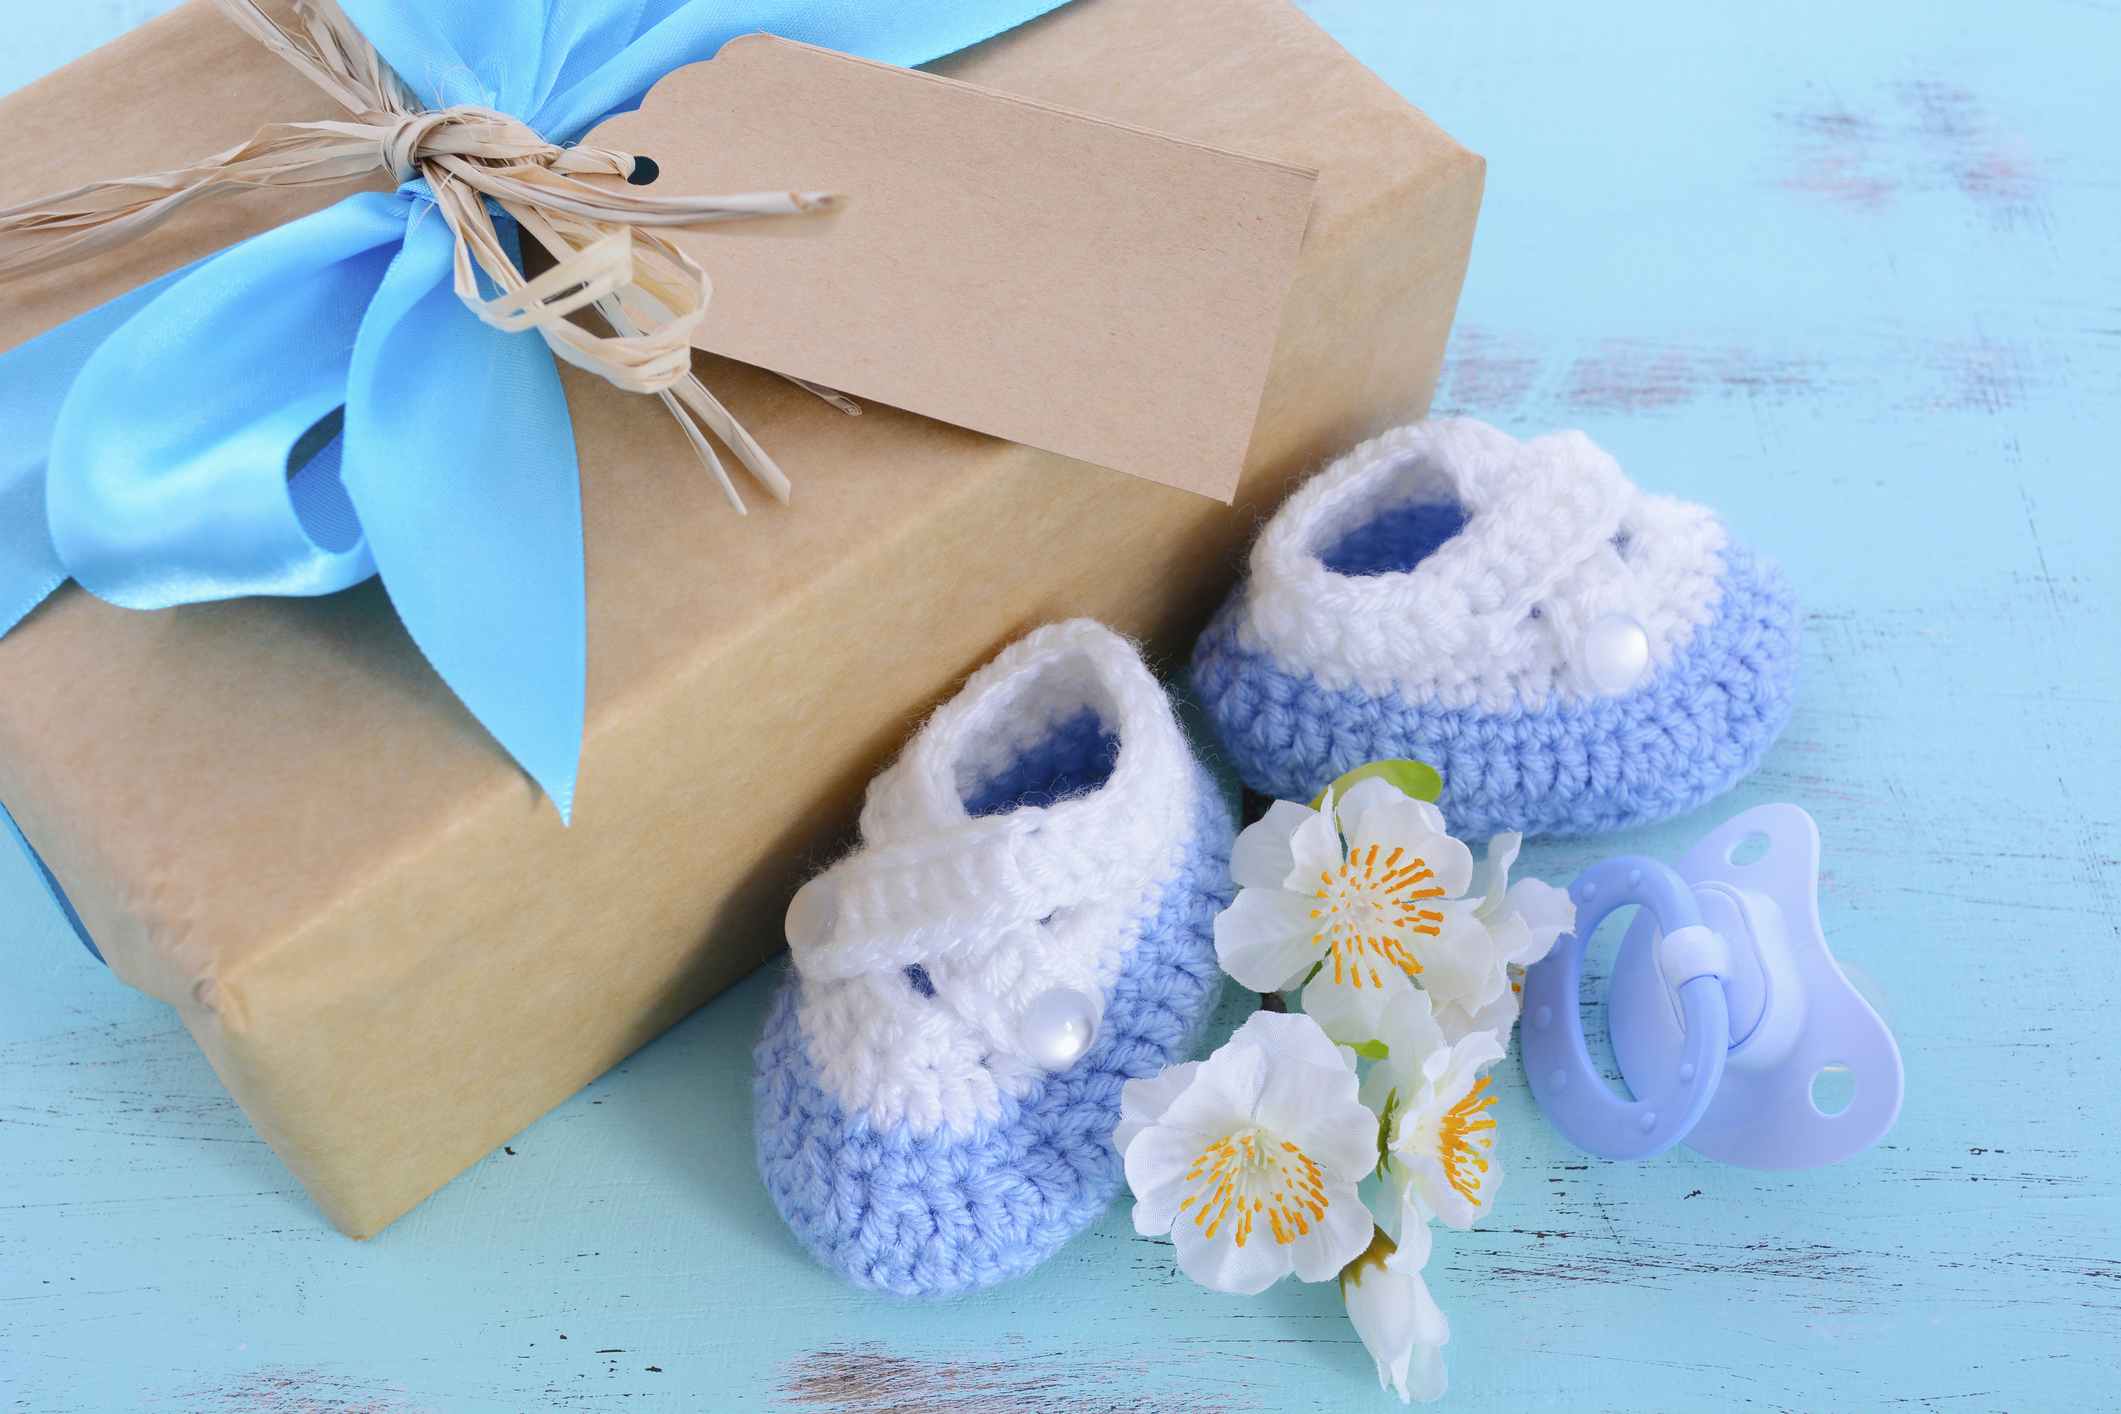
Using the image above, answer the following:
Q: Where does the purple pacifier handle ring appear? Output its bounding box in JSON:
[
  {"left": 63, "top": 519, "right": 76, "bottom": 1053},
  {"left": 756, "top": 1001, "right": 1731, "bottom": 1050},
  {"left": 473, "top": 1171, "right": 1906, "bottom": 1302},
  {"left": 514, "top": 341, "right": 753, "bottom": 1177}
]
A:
[{"left": 1521, "top": 856, "right": 1731, "bottom": 1160}]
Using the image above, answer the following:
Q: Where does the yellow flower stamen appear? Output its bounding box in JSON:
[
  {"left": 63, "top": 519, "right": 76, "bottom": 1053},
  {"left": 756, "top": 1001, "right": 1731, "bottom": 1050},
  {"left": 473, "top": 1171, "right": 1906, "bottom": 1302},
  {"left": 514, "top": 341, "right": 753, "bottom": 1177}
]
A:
[
  {"left": 1310, "top": 836, "right": 1445, "bottom": 983},
  {"left": 1181, "top": 1130, "right": 1331, "bottom": 1248},
  {"left": 1439, "top": 1074, "right": 1499, "bottom": 1205}
]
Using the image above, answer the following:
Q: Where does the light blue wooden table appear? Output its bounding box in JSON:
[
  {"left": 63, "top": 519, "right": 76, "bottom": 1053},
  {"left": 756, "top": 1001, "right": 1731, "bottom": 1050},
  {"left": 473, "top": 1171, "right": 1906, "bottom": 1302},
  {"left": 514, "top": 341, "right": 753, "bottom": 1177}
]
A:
[{"left": 5, "top": 3, "right": 2117, "bottom": 1410}]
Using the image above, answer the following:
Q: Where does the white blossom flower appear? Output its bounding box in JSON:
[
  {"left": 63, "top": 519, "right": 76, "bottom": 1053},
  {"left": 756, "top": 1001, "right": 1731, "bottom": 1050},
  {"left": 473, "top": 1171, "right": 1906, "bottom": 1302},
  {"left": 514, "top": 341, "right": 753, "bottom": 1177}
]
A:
[
  {"left": 1302, "top": 964, "right": 1446, "bottom": 1078},
  {"left": 1371, "top": 1029, "right": 1507, "bottom": 1231},
  {"left": 1119, "top": 1011, "right": 1379, "bottom": 1294},
  {"left": 1216, "top": 780, "right": 1499, "bottom": 1023},
  {"left": 1429, "top": 832, "right": 1577, "bottom": 1044},
  {"left": 1341, "top": 1221, "right": 1450, "bottom": 1404},
  {"left": 1113, "top": 1058, "right": 1198, "bottom": 1156}
]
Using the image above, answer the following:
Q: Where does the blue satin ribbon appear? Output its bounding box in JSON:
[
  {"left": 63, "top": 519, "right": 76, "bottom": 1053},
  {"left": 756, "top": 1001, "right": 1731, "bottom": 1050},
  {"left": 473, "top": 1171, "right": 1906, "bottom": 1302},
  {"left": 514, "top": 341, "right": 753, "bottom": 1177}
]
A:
[{"left": 0, "top": 0, "right": 1071, "bottom": 832}]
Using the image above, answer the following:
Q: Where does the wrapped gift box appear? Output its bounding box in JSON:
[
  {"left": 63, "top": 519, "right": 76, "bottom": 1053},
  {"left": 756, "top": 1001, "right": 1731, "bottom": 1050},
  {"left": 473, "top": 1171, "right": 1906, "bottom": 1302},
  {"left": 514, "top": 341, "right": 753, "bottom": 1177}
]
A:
[{"left": 0, "top": 0, "right": 1481, "bottom": 1235}]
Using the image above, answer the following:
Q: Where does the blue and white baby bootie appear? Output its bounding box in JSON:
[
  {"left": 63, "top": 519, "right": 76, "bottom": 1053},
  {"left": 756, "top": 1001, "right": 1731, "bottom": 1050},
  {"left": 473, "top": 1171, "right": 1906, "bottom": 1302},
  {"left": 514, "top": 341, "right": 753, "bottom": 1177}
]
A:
[
  {"left": 754, "top": 620, "right": 1236, "bottom": 1296},
  {"left": 1191, "top": 418, "right": 1799, "bottom": 836}
]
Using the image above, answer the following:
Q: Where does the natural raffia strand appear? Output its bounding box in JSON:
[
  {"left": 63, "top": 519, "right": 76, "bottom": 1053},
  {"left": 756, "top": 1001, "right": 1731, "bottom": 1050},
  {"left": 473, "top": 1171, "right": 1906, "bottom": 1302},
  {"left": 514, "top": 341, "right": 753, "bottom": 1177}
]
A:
[{"left": 0, "top": 0, "right": 840, "bottom": 510}]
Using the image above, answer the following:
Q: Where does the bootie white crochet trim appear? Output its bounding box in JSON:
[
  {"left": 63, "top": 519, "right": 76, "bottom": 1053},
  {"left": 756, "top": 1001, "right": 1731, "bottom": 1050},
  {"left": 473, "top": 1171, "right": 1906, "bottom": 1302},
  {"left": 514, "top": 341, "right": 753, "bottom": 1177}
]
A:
[
  {"left": 786, "top": 620, "right": 1198, "bottom": 1135},
  {"left": 1239, "top": 419, "right": 1728, "bottom": 713}
]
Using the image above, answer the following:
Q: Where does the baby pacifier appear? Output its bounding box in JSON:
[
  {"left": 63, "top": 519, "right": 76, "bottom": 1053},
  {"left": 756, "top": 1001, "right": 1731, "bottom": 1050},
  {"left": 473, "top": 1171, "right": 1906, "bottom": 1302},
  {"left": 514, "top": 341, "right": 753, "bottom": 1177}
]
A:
[{"left": 1520, "top": 804, "right": 1903, "bottom": 1168}]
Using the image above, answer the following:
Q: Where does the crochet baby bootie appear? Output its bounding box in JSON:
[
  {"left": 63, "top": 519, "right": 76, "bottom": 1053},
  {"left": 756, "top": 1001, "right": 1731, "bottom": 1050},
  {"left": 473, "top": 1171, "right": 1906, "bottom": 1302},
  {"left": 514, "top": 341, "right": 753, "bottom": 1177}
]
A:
[
  {"left": 1191, "top": 419, "right": 1798, "bottom": 837},
  {"left": 755, "top": 620, "right": 1236, "bottom": 1296}
]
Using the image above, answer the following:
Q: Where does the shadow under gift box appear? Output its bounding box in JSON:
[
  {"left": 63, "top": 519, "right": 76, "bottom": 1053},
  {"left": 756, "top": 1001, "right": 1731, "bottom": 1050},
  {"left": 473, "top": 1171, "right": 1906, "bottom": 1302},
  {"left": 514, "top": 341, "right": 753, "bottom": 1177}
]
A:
[{"left": 0, "top": 0, "right": 1482, "bottom": 1236}]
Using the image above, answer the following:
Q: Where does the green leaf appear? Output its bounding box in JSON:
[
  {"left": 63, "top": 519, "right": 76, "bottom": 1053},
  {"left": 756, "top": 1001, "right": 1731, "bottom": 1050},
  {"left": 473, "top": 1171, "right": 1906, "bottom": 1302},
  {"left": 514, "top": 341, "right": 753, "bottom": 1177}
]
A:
[
  {"left": 1309, "top": 758, "right": 1444, "bottom": 811},
  {"left": 1347, "top": 1039, "right": 1390, "bottom": 1061},
  {"left": 1374, "top": 1087, "right": 1400, "bottom": 1179}
]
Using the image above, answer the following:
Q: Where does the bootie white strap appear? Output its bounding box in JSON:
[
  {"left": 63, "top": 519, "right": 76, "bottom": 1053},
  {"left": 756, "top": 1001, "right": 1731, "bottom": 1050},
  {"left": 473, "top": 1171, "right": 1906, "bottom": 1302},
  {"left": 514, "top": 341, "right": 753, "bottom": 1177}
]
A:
[
  {"left": 787, "top": 806, "right": 1158, "bottom": 983},
  {"left": 1242, "top": 419, "right": 1726, "bottom": 712},
  {"left": 790, "top": 620, "right": 1199, "bottom": 1131}
]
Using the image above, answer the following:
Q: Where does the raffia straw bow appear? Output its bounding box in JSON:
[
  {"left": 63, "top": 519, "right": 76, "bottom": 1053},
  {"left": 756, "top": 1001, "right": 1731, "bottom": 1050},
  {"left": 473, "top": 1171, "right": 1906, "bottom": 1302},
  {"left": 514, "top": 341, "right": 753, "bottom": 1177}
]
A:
[{"left": 0, "top": 0, "right": 845, "bottom": 510}]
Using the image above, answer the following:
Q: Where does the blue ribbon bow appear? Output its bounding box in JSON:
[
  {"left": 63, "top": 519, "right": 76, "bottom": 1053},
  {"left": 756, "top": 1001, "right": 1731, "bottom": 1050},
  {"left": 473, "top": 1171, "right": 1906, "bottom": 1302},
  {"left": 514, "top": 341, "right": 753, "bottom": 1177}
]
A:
[{"left": 0, "top": 0, "right": 1068, "bottom": 829}]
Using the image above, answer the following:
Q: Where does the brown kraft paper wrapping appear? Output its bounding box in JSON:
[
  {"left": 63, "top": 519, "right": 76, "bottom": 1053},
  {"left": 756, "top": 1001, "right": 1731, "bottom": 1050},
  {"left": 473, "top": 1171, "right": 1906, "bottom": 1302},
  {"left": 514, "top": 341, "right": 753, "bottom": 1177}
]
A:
[{"left": 0, "top": 0, "right": 1483, "bottom": 1235}]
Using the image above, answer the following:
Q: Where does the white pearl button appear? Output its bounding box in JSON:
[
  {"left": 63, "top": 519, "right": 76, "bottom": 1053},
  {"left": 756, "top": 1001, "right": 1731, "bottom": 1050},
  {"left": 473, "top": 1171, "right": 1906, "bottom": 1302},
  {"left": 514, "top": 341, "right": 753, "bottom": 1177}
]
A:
[
  {"left": 1582, "top": 613, "right": 1651, "bottom": 694},
  {"left": 1020, "top": 987, "right": 1099, "bottom": 1070},
  {"left": 784, "top": 875, "right": 837, "bottom": 950}
]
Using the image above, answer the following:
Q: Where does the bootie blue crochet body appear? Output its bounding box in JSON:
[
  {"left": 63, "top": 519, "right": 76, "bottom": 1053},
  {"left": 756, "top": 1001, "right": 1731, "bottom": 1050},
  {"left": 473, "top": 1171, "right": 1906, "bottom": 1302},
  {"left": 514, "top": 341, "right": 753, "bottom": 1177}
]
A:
[
  {"left": 755, "top": 621, "right": 1235, "bottom": 1296},
  {"left": 1191, "top": 420, "right": 1799, "bottom": 837}
]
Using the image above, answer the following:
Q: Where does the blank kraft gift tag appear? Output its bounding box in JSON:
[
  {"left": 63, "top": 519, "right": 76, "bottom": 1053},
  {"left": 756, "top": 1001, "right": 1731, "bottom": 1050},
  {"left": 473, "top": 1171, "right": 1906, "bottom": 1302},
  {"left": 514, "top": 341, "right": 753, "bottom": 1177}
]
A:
[{"left": 586, "top": 36, "right": 1318, "bottom": 502}]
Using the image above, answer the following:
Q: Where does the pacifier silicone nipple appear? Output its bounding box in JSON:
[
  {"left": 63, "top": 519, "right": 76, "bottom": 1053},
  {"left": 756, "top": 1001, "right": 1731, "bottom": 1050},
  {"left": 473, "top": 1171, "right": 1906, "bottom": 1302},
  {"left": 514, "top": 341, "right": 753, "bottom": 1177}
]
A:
[{"left": 1520, "top": 804, "right": 1903, "bottom": 1169}]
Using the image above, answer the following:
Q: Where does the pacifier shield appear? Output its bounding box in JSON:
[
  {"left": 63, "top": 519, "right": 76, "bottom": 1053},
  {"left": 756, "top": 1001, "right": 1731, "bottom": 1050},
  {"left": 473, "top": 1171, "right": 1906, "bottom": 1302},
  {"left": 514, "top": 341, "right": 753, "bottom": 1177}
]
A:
[
  {"left": 1524, "top": 804, "right": 1904, "bottom": 1170},
  {"left": 1607, "top": 804, "right": 1903, "bottom": 1170}
]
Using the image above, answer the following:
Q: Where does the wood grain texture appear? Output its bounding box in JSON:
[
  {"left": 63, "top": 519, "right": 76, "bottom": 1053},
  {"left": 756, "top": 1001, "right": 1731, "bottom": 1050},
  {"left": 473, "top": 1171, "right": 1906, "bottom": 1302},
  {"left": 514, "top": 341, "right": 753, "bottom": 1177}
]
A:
[{"left": 3, "top": 1, "right": 2117, "bottom": 1410}]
